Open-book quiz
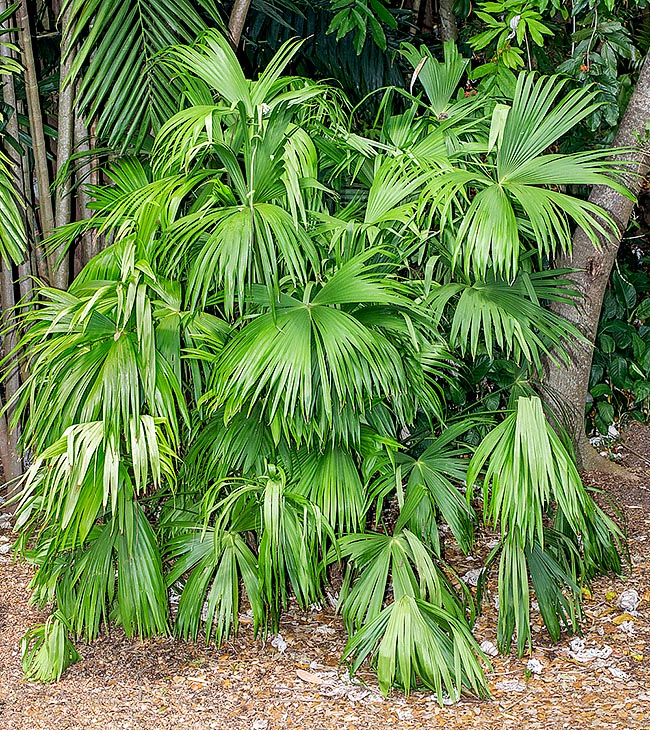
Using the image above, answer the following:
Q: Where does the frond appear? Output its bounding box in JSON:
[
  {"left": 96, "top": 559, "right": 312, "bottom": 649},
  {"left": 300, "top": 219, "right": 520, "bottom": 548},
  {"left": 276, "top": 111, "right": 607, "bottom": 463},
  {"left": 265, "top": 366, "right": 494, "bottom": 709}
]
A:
[
  {"left": 21, "top": 613, "right": 82, "bottom": 683},
  {"left": 115, "top": 501, "right": 169, "bottom": 637},
  {"left": 427, "top": 271, "right": 585, "bottom": 372},
  {"left": 401, "top": 41, "right": 470, "bottom": 118},
  {"left": 0, "top": 146, "right": 26, "bottom": 264},
  {"left": 294, "top": 445, "right": 366, "bottom": 534},
  {"left": 343, "top": 595, "right": 489, "bottom": 700},
  {"left": 425, "top": 72, "right": 631, "bottom": 279},
  {"left": 63, "top": 0, "right": 224, "bottom": 150},
  {"left": 397, "top": 422, "right": 477, "bottom": 554},
  {"left": 206, "top": 259, "right": 411, "bottom": 438},
  {"left": 467, "top": 396, "right": 623, "bottom": 654},
  {"left": 165, "top": 525, "right": 262, "bottom": 644}
]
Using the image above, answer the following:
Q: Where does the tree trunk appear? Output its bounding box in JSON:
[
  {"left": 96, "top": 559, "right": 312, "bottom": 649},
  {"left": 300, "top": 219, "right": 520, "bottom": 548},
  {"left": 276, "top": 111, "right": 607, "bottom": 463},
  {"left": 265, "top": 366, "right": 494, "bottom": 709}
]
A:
[
  {"left": 0, "top": 1, "right": 24, "bottom": 198},
  {"left": 52, "top": 4, "right": 73, "bottom": 289},
  {"left": 543, "top": 54, "right": 650, "bottom": 471},
  {"left": 438, "top": 0, "right": 458, "bottom": 42},
  {"left": 0, "top": 262, "right": 23, "bottom": 489},
  {"left": 0, "top": 0, "right": 25, "bottom": 494},
  {"left": 74, "top": 111, "right": 99, "bottom": 266},
  {"left": 16, "top": 0, "right": 53, "bottom": 280},
  {"left": 228, "top": 0, "right": 252, "bottom": 49}
]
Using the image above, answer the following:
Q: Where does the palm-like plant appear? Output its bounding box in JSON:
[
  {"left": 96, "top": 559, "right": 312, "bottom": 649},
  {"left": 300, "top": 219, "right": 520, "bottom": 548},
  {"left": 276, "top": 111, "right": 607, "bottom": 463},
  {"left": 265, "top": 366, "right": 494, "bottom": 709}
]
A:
[
  {"left": 0, "top": 3, "right": 26, "bottom": 266},
  {"left": 21, "top": 612, "right": 82, "bottom": 683},
  {"left": 62, "top": 0, "right": 224, "bottom": 150},
  {"left": 422, "top": 73, "right": 630, "bottom": 280},
  {"left": 467, "top": 396, "right": 623, "bottom": 654},
  {"left": 343, "top": 594, "right": 489, "bottom": 700},
  {"left": 8, "top": 31, "right": 627, "bottom": 698},
  {"left": 203, "top": 257, "right": 427, "bottom": 443},
  {"left": 426, "top": 270, "right": 585, "bottom": 372}
]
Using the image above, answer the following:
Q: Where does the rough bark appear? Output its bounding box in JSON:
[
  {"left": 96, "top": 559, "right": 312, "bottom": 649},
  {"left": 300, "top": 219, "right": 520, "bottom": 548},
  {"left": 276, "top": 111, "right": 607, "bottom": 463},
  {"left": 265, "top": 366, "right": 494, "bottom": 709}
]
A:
[
  {"left": 543, "top": 54, "right": 650, "bottom": 471},
  {"left": 438, "top": 0, "right": 458, "bottom": 42},
  {"left": 228, "top": 0, "right": 252, "bottom": 49},
  {"left": 52, "top": 5, "right": 73, "bottom": 289},
  {"left": 16, "top": 1, "right": 53, "bottom": 279}
]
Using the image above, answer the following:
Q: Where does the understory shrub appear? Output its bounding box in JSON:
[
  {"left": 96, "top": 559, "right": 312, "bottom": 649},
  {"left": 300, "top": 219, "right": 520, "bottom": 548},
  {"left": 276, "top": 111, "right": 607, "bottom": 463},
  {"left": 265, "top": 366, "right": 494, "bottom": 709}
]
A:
[{"left": 7, "top": 32, "right": 626, "bottom": 699}]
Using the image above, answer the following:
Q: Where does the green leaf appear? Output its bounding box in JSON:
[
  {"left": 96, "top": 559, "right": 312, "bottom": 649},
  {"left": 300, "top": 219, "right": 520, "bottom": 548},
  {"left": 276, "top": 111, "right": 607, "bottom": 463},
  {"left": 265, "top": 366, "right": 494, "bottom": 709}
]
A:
[
  {"left": 166, "top": 523, "right": 262, "bottom": 644},
  {"left": 487, "top": 103, "right": 510, "bottom": 155},
  {"left": 599, "top": 333, "right": 615, "bottom": 353},
  {"left": 0, "top": 147, "right": 26, "bottom": 264},
  {"left": 595, "top": 400, "right": 615, "bottom": 429},
  {"left": 21, "top": 612, "right": 82, "bottom": 682},
  {"left": 207, "top": 257, "right": 411, "bottom": 439},
  {"left": 401, "top": 41, "right": 470, "bottom": 117},
  {"left": 63, "top": 0, "right": 224, "bottom": 150},
  {"left": 343, "top": 595, "right": 489, "bottom": 700},
  {"left": 115, "top": 502, "right": 169, "bottom": 637}
]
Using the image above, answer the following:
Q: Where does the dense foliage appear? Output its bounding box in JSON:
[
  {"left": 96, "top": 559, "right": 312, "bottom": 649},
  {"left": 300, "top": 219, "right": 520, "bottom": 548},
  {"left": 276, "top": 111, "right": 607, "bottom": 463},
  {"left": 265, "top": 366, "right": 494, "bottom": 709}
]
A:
[
  {"left": 590, "top": 238, "right": 650, "bottom": 433},
  {"left": 6, "top": 31, "right": 628, "bottom": 697}
]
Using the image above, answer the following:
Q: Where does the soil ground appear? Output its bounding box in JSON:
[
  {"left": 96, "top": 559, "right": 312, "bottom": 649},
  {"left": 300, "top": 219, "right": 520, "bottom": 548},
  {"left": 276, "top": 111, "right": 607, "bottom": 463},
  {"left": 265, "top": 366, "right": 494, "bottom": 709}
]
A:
[{"left": 1, "top": 426, "right": 650, "bottom": 730}]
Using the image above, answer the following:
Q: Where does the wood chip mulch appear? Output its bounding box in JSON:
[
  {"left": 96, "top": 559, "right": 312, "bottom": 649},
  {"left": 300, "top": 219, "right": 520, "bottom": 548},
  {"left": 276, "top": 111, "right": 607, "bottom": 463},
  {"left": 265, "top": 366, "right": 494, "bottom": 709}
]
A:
[{"left": 2, "top": 427, "right": 650, "bottom": 730}]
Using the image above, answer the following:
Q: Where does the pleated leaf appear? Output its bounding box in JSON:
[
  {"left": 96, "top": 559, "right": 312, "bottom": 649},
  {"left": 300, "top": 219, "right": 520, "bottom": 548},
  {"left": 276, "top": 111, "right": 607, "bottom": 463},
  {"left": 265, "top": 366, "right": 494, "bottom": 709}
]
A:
[{"left": 343, "top": 595, "right": 489, "bottom": 700}]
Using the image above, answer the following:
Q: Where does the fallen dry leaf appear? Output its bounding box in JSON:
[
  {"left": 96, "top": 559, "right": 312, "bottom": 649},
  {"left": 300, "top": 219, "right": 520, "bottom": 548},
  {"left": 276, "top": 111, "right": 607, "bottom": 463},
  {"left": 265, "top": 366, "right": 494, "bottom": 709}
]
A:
[{"left": 296, "top": 669, "right": 324, "bottom": 685}]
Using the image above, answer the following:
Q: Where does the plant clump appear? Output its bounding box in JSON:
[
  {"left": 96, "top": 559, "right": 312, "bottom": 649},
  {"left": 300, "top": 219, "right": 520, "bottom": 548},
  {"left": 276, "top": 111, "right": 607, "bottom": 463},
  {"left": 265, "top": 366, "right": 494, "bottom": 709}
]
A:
[{"left": 7, "top": 31, "right": 625, "bottom": 699}]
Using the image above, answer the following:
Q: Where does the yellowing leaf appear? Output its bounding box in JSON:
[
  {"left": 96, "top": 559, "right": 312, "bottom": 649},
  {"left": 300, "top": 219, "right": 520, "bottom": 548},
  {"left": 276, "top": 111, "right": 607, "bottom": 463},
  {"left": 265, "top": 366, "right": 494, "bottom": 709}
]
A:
[{"left": 612, "top": 612, "right": 637, "bottom": 625}]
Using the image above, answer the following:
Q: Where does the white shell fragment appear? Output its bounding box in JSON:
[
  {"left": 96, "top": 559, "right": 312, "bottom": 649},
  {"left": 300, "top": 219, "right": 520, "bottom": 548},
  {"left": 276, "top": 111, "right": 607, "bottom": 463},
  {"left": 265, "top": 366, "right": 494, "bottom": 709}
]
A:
[
  {"left": 617, "top": 589, "right": 640, "bottom": 613},
  {"left": 568, "top": 638, "right": 613, "bottom": 662},
  {"left": 270, "top": 634, "right": 287, "bottom": 654},
  {"left": 461, "top": 568, "right": 483, "bottom": 586},
  {"left": 479, "top": 640, "right": 499, "bottom": 657}
]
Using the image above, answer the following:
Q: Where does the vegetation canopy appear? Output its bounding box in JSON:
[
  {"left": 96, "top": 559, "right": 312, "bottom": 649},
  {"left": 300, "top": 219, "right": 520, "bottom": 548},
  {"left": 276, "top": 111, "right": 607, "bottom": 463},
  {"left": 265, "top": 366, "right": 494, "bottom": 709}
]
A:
[{"left": 3, "top": 24, "right": 630, "bottom": 700}]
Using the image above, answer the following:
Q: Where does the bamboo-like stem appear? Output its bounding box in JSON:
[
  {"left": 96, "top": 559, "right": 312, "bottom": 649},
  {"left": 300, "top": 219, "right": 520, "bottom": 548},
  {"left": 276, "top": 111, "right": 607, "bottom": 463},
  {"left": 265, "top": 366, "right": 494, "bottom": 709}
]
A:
[
  {"left": 0, "top": 0, "right": 25, "bottom": 488},
  {"left": 52, "top": 4, "right": 73, "bottom": 288},
  {"left": 0, "top": 1, "right": 23, "bottom": 194},
  {"left": 0, "top": 260, "right": 23, "bottom": 486},
  {"left": 74, "top": 111, "right": 98, "bottom": 266},
  {"left": 16, "top": 1, "right": 55, "bottom": 278},
  {"left": 0, "top": 0, "right": 33, "bottom": 290},
  {"left": 228, "top": 0, "right": 252, "bottom": 48}
]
